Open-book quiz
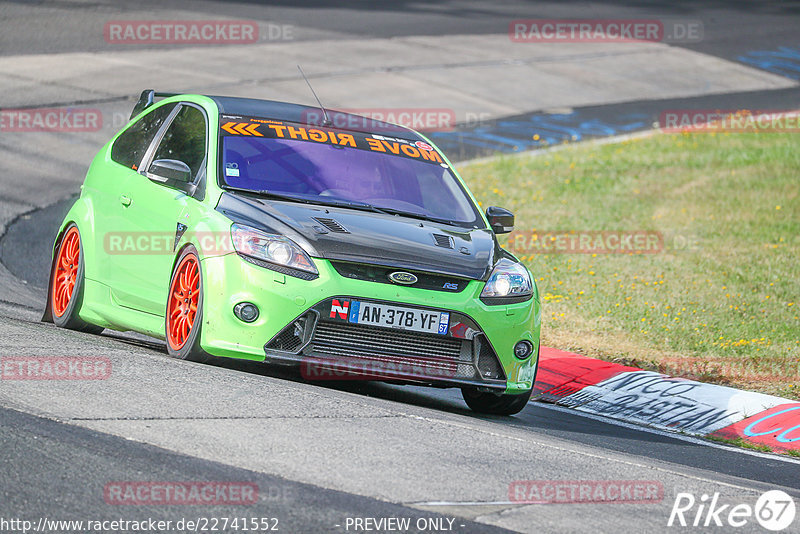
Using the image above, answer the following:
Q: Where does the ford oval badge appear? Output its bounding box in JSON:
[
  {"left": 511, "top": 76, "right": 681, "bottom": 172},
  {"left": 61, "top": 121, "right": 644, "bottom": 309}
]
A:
[{"left": 388, "top": 271, "right": 418, "bottom": 285}]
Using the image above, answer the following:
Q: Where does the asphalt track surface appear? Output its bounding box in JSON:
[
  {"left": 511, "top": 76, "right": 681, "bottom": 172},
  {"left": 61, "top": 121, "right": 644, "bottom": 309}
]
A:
[
  {"left": 2, "top": 2, "right": 800, "bottom": 533},
  {"left": 432, "top": 86, "right": 800, "bottom": 161},
  {"left": 2, "top": 0, "right": 799, "bottom": 60},
  {"left": 3, "top": 193, "right": 800, "bottom": 491},
  {"left": 1, "top": 406, "right": 510, "bottom": 533}
]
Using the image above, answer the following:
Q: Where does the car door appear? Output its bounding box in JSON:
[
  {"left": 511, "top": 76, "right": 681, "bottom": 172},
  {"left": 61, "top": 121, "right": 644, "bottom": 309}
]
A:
[
  {"left": 96, "top": 103, "right": 177, "bottom": 288},
  {"left": 110, "top": 103, "right": 208, "bottom": 316}
]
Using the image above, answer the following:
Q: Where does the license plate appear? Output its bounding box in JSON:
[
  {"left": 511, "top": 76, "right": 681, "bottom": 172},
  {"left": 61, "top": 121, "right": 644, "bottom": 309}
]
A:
[{"left": 345, "top": 300, "right": 449, "bottom": 335}]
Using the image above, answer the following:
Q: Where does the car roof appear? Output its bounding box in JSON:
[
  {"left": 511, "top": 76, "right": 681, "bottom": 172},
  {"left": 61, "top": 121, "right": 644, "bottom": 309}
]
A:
[{"left": 208, "top": 95, "right": 427, "bottom": 141}]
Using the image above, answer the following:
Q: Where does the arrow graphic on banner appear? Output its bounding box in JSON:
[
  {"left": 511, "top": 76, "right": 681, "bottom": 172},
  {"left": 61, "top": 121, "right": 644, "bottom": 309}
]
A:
[{"left": 221, "top": 122, "right": 263, "bottom": 136}]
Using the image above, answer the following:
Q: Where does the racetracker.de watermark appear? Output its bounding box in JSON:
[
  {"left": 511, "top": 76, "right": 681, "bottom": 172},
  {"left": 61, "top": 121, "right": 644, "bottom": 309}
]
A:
[
  {"left": 0, "top": 108, "right": 102, "bottom": 132},
  {"left": 1, "top": 357, "right": 111, "bottom": 380},
  {"left": 509, "top": 19, "right": 703, "bottom": 43},
  {"left": 104, "top": 20, "right": 293, "bottom": 44},
  {"left": 104, "top": 482, "right": 259, "bottom": 505},
  {"left": 509, "top": 480, "right": 664, "bottom": 504},
  {"left": 506, "top": 230, "right": 665, "bottom": 255},
  {"left": 105, "top": 230, "right": 698, "bottom": 256},
  {"left": 300, "top": 357, "right": 458, "bottom": 381},
  {"left": 660, "top": 357, "right": 800, "bottom": 383},
  {"left": 659, "top": 109, "right": 800, "bottom": 133},
  {"left": 302, "top": 108, "right": 456, "bottom": 132},
  {"left": 104, "top": 231, "right": 233, "bottom": 256}
]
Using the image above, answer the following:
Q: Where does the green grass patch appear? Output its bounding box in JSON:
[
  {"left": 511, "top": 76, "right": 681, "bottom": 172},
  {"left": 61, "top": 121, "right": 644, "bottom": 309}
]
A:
[
  {"left": 459, "top": 131, "right": 800, "bottom": 398},
  {"left": 706, "top": 435, "right": 773, "bottom": 453}
]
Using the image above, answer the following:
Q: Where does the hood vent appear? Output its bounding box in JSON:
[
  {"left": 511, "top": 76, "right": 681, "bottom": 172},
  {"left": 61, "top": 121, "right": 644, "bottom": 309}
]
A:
[
  {"left": 432, "top": 233, "right": 454, "bottom": 249},
  {"left": 313, "top": 217, "right": 349, "bottom": 233}
]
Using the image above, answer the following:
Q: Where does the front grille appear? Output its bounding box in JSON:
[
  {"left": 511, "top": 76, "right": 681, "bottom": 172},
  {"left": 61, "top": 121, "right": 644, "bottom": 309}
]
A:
[
  {"left": 303, "top": 317, "right": 506, "bottom": 382},
  {"left": 264, "top": 299, "right": 507, "bottom": 385},
  {"left": 330, "top": 261, "right": 469, "bottom": 293},
  {"left": 310, "top": 321, "right": 468, "bottom": 380},
  {"left": 313, "top": 321, "right": 464, "bottom": 361}
]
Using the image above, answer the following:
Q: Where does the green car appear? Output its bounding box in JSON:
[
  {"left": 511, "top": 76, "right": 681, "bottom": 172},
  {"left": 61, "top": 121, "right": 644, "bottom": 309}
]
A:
[{"left": 44, "top": 90, "right": 541, "bottom": 415}]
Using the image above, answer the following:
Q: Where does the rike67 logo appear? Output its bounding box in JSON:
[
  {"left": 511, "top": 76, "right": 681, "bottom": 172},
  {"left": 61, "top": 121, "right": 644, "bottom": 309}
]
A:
[{"left": 668, "top": 490, "right": 796, "bottom": 531}]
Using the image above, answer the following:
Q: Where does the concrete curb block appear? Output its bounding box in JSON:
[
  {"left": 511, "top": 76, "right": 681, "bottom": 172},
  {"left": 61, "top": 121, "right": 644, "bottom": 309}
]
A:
[{"left": 535, "top": 347, "right": 800, "bottom": 454}]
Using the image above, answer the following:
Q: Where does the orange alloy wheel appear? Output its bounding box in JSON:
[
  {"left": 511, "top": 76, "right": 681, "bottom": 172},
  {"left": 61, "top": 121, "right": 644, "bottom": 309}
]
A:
[
  {"left": 52, "top": 226, "right": 81, "bottom": 318},
  {"left": 166, "top": 254, "right": 200, "bottom": 351}
]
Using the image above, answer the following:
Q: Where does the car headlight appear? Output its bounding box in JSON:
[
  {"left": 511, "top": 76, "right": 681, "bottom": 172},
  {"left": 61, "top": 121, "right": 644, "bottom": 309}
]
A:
[
  {"left": 231, "top": 223, "right": 318, "bottom": 275},
  {"left": 480, "top": 258, "right": 532, "bottom": 302}
]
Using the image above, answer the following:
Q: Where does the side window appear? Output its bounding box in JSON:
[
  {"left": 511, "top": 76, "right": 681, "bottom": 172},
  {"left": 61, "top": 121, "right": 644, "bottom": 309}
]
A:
[
  {"left": 111, "top": 103, "right": 176, "bottom": 170},
  {"left": 150, "top": 105, "right": 207, "bottom": 181}
]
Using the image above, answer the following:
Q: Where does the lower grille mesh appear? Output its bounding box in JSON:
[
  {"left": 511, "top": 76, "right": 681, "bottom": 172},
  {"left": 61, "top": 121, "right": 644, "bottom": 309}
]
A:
[
  {"left": 313, "top": 322, "right": 463, "bottom": 360},
  {"left": 310, "top": 321, "right": 471, "bottom": 379},
  {"left": 269, "top": 325, "right": 303, "bottom": 352},
  {"left": 265, "top": 316, "right": 313, "bottom": 353},
  {"left": 476, "top": 335, "right": 504, "bottom": 379}
]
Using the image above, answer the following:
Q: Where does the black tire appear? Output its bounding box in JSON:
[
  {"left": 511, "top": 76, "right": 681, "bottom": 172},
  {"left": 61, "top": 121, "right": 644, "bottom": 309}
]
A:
[
  {"left": 165, "top": 246, "right": 210, "bottom": 363},
  {"left": 49, "top": 224, "right": 104, "bottom": 334},
  {"left": 461, "top": 387, "right": 533, "bottom": 416}
]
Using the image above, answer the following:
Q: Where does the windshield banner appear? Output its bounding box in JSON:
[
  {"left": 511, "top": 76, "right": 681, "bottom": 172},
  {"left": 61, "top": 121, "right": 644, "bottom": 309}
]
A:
[{"left": 219, "top": 115, "right": 446, "bottom": 166}]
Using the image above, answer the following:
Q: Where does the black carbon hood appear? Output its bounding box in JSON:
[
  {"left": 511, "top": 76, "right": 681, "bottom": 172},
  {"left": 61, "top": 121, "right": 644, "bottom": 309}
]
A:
[{"left": 216, "top": 192, "right": 497, "bottom": 280}]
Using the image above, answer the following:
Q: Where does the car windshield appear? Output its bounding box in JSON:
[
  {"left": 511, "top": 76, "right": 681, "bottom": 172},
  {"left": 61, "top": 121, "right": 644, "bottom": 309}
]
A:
[{"left": 218, "top": 119, "right": 481, "bottom": 226}]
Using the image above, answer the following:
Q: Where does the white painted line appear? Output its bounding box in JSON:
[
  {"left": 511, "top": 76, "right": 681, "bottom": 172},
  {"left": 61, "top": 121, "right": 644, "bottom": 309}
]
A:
[
  {"left": 399, "top": 413, "right": 795, "bottom": 494},
  {"left": 409, "top": 403, "right": 800, "bottom": 509},
  {"left": 412, "top": 500, "right": 519, "bottom": 506}
]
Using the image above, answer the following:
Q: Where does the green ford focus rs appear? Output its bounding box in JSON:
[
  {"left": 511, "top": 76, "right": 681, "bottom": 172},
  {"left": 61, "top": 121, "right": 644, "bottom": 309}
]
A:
[{"left": 44, "top": 90, "right": 541, "bottom": 415}]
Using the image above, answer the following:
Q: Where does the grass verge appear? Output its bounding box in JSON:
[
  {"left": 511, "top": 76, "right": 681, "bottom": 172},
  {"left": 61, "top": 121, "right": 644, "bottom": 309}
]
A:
[
  {"left": 460, "top": 131, "right": 799, "bottom": 399},
  {"left": 706, "top": 435, "right": 773, "bottom": 453}
]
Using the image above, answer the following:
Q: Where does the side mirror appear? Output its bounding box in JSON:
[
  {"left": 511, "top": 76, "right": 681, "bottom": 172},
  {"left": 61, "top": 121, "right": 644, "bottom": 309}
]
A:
[
  {"left": 486, "top": 206, "right": 514, "bottom": 234},
  {"left": 148, "top": 159, "right": 192, "bottom": 183}
]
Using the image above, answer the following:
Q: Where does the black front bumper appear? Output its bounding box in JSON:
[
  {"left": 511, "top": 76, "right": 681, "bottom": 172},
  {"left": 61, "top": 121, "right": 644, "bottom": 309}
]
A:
[{"left": 263, "top": 297, "right": 507, "bottom": 390}]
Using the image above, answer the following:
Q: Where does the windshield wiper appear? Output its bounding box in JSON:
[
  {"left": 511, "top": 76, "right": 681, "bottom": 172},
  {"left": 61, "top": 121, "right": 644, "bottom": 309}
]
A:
[
  {"left": 372, "top": 206, "right": 454, "bottom": 226},
  {"left": 221, "top": 186, "right": 456, "bottom": 224},
  {"left": 310, "top": 198, "right": 394, "bottom": 215},
  {"left": 221, "top": 186, "right": 392, "bottom": 214},
  {"left": 221, "top": 186, "right": 317, "bottom": 204}
]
